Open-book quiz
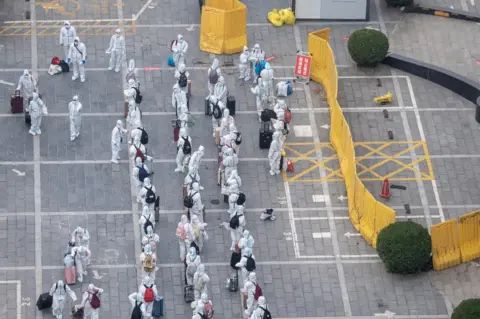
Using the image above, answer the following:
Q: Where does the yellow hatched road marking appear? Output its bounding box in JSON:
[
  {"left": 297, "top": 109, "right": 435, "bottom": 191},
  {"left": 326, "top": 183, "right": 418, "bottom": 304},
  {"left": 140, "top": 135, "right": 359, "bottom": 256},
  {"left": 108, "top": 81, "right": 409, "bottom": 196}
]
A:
[{"left": 0, "top": 21, "right": 136, "bottom": 36}]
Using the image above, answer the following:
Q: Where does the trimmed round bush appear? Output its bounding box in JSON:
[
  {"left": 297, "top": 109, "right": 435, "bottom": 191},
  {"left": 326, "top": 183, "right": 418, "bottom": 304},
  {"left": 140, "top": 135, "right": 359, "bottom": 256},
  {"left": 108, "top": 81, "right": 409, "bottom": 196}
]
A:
[
  {"left": 376, "top": 221, "right": 431, "bottom": 274},
  {"left": 452, "top": 299, "right": 480, "bottom": 319},
  {"left": 347, "top": 28, "right": 389, "bottom": 66},
  {"left": 385, "top": 0, "right": 414, "bottom": 6}
]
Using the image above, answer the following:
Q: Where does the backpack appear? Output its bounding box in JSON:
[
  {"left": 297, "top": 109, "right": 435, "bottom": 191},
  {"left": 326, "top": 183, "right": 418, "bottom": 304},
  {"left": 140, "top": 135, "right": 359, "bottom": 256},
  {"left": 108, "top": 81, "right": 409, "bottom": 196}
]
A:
[
  {"left": 209, "top": 68, "right": 219, "bottom": 85},
  {"left": 131, "top": 301, "right": 143, "bottom": 319},
  {"left": 204, "top": 301, "right": 214, "bottom": 319},
  {"left": 235, "top": 132, "right": 242, "bottom": 145},
  {"left": 138, "top": 166, "right": 148, "bottom": 182},
  {"left": 134, "top": 145, "right": 145, "bottom": 163},
  {"left": 229, "top": 213, "right": 242, "bottom": 229},
  {"left": 138, "top": 128, "right": 148, "bottom": 145},
  {"left": 284, "top": 108, "right": 292, "bottom": 124},
  {"left": 133, "top": 87, "right": 143, "bottom": 104},
  {"left": 143, "top": 254, "right": 155, "bottom": 272},
  {"left": 183, "top": 192, "right": 197, "bottom": 209},
  {"left": 254, "top": 284, "right": 263, "bottom": 301},
  {"left": 182, "top": 137, "right": 191, "bottom": 155},
  {"left": 89, "top": 292, "right": 101, "bottom": 309},
  {"left": 259, "top": 306, "right": 272, "bottom": 319},
  {"left": 144, "top": 187, "right": 156, "bottom": 204},
  {"left": 59, "top": 60, "right": 69, "bottom": 72},
  {"left": 176, "top": 224, "right": 186, "bottom": 240},
  {"left": 245, "top": 255, "right": 256, "bottom": 272},
  {"left": 255, "top": 59, "right": 266, "bottom": 75},
  {"left": 51, "top": 56, "right": 60, "bottom": 65},
  {"left": 143, "top": 284, "right": 155, "bottom": 302},
  {"left": 236, "top": 193, "right": 246, "bottom": 205},
  {"left": 143, "top": 215, "right": 154, "bottom": 234},
  {"left": 286, "top": 80, "right": 293, "bottom": 96},
  {"left": 212, "top": 102, "right": 222, "bottom": 119},
  {"left": 178, "top": 71, "right": 188, "bottom": 88}
]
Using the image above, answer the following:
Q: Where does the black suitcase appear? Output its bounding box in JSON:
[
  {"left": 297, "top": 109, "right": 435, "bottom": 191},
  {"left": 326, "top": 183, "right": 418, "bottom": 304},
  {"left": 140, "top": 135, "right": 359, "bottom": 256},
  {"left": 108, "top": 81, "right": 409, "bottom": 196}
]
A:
[
  {"left": 184, "top": 285, "right": 194, "bottom": 303},
  {"left": 154, "top": 196, "right": 160, "bottom": 222},
  {"left": 36, "top": 292, "right": 53, "bottom": 310},
  {"left": 227, "top": 95, "right": 236, "bottom": 115},
  {"left": 224, "top": 194, "right": 228, "bottom": 203},
  {"left": 205, "top": 99, "right": 211, "bottom": 115},
  {"left": 259, "top": 123, "right": 273, "bottom": 149},
  {"left": 227, "top": 271, "right": 239, "bottom": 292},
  {"left": 25, "top": 111, "right": 31, "bottom": 124}
]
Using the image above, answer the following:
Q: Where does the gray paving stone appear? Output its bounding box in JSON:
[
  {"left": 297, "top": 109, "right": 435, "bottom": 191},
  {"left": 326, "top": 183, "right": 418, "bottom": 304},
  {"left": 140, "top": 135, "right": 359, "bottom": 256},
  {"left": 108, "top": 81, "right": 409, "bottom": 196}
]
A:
[
  {"left": 0, "top": 165, "right": 34, "bottom": 213},
  {"left": 0, "top": 118, "right": 34, "bottom": 161},
  {"left": 0, "top": 215, "right": 35, "bottom": 267},
  {"left": 0, "top": 270, "right": 37, "bottom": 319}
]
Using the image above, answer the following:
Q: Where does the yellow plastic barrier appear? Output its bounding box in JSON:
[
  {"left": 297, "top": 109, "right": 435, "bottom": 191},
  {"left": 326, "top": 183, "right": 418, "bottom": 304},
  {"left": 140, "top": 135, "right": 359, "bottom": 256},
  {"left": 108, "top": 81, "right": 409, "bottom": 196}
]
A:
[
  {"left": 431, "top": 220, "right": 462, "bottom": 271},
  {"left": 200, "top": 0, "right": 247, "bottom": 54},
  {"left": 458, "top": 210, "right": 480, "bottom": 263},
  {"left": 351, "top": 177, "right": 365, "bottom": 230},
  {"left": 372, "top": 202, "right": 396, "bottom": 249},
  {"left": 359, "top": 191, "right": 376, "bottom": 245}
]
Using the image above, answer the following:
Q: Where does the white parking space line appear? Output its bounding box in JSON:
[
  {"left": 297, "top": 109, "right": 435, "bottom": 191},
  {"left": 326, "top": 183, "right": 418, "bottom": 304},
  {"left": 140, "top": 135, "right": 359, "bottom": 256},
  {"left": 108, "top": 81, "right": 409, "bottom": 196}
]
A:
[
  {"left": 312, "top": 195, "right": 328, "bottom": 202},
  {"left": 293, "top": 125, "right": 313, "bottom": 137},
  {"left": 0, "top": 280, "right": 21, "bottom": 319},
  {"left": 312, "top": 232, "right": 332, "bottom": 239}
]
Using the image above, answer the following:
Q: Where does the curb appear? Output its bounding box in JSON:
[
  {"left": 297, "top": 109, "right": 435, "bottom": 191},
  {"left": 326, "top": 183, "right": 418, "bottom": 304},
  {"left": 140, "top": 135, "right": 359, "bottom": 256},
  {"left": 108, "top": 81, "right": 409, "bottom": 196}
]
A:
[{"left": 402, "top": 4, "right": 480, "bottom": 23}]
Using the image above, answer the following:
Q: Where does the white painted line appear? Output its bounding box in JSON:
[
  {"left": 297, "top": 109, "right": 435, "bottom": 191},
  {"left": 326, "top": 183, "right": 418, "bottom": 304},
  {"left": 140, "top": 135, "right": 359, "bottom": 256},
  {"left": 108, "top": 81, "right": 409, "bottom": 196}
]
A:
[
  {"left": 4, "top": 18, "right": 134, "bottom": 23},
  {"left": 460, "top": 0, "right": 469, "bottom": 11},
  {"left": 133, "top": 0, "right": 153, "bottom": 20},
  {"left": 344, "top": 232, "right": 361, "bottom": 238},
  {"left": 312, "top": 195, "right": 328, "bottom": 202},
  {"left": 338, "top": 75, "right": 408, "bottom": 79},
  {"left": 294, "top": 215, "right": 442, "bottom": 221},
  {"left": 271, "top": 316, "right": 449, "bottom": 319},
  {"left": 293, "top": 125, "right": 313, "bottom": 137},
  {"left": 298, "top": 254, "right": 379, "bottom": 259},
  {"left": 0, "top": 281, "right": 21, "bottom": 319},
  {"left": 312, "top": 232, "right": 332, "bottom": 239},
  {"left": 0, "top": 79, "right": 14, "bottom": 86},
  {"left": 283, "top": 182, "right": 300, "bottom": 258},
  {"left": 406, "top": 76, "right": 446, "bottom": 223}
]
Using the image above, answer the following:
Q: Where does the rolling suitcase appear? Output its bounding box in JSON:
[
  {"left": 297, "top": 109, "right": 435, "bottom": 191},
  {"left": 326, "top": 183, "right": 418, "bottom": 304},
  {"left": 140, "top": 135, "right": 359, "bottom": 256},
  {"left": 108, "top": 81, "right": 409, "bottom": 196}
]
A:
[
  {"left": 36, "top": 292, "right": 53, "bottom": 310},
  {"left": 184, "top": 285, "right": 194, "bottom": 303},
  {"left": 65, "top": 265, "right": 76, "bottom": 285},
  {"left": 152, "top": 295, "right": 164, "bottom": 317},
  {"left": 226, "top": 270, "right": 239, "bottom": 292},
  {"left": 227, "top": 95, "right": 236, "bottom": 115},
  {"left": 205, "top": 99, "right": 212, "bottom": 116},
  {"left": 187, "top": 80, "right": 192, "bottom": 99},
  {"left": 215, "top": 128, "right": 220, "bottom": 145},
  {"left": 154, "top": 196, "right": 160, "bottom": 222},
  {"left": 259, "top": 123, "right": 273, "bottom": 149},
  {"left": 124, "top": 101, "right": 129, "bottom": 118},
  {"left": 10, "top": 90, "right": 23, "bottom": 113},
  {"left": 173, "top": 126, "right": 180, "bottom": 142}
]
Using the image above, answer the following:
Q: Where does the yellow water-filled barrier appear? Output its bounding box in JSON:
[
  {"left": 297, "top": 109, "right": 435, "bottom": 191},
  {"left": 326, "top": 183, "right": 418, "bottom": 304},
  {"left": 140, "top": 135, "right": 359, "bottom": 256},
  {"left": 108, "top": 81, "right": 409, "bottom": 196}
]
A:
[
  {"left": 200, "top": 0, "right": 247, "bottom": 54},
  {"left": 431, "top": 220, "right": 462, "bottom": 271},
  {"left": 458, "top": 210, "right": 480, "bottom": 263}
]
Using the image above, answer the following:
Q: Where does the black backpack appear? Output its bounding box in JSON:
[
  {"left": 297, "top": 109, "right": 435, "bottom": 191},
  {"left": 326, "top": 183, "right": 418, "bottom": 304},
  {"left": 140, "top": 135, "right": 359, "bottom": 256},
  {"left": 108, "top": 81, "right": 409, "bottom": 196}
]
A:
[
  {"left": 131, "top": 301, "right": 143, "bottom": 319},
  {"left": 235, "top": 132, "right": 242, "bottom": 145},
  {"left": 236, "top": 193, "right": 246, "bottom": 205},
  {"left": 138, "top": 166, "right": 148, "bottom": 182},
  {"left": 59, "top": 60, "right": 69, "bottom": 72},
  {"left": 245, "top": 255, "right": 256, "bottom": 272},
  {"left": 183, "top": 192, "right": 197, "bottom": 209},
  {"left": 144, "top": 187, "right": 156, "bottom": 204},
  {"left": 138, "top": 127, "right": 148, "bottom": 145},
  {"left": 182, "top": 137, "right": 191, "bottom": 155},
  {"left": 213, "top": 102, "right": 222, "bottom": 119},
  {"left": 133, "top": 87, "right": 143, "bottom": 104},
  {"left": 229, "top": 213, "right": 242, "bottom": 229},
  {"left": 259, "top": 306, "right": 272, "bottom": 319},
  {"left": 178, "top": 71, "right": 188, "bottom": 88},
  {"left": 143, "top": 215, "right": 154, "bottom": 234}
]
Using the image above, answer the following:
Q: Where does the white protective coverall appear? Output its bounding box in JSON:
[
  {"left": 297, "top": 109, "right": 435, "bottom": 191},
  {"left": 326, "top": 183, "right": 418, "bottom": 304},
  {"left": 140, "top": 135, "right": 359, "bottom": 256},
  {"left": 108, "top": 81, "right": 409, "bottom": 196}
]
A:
[
  {"left": 192, "top": 303, "right": 205, "bottom": 319},
  {"left": 140, "top": 244, "right": 157, "bottom": 280},
  {"left": 172, "top": 83, "right": 188, "bottom": 116},
  {"left": 175, "top": 128, "right": 192, "bottom": 173},
  {"left": 125, "top": 59, "right": 139, "bottom": 88},
  {"left": 251, "top": 78, "right": 267, "bottom": 122},
  {"left": 189, "top": 182, "right": 204, "bottom": 222},
  {"left": 138, "top": 276, "right": 158, "bottom": 319},
  {"left": 70, "top": 226, "right": 90, "bottom": 249},
  {"left": 184, "top": 167, "right": 203, "bottom": 192},
  {"left": 260, "top": 62, "right": 274, "bottom": 102},
  {"left": 174, "top": 63, "right": 190, "bottom": 94},
  {"left": 207, "top": 58, "right": 222, "bottom": 97},
  {"left": 68, "top": 37, "right": 87, "bottom": 82},
  {"left": 129, "top": 135, "right": 153, "bottom": 167},
  {"left": 185, "top": 247, "right": 201, "bottom": 286},
  {"left": 132, "top": 157, "right": 151, "bottom": 188},
  {"left": 220, "top": 108, "right": 235, "bottom": 139},
  {"left": 238, "top": 46, "right": 250, "bottom": 81},
  {"left": 59, "top": 21, "right": 76, "bottom": 60},
  {"left": 142, "top": 225, "right": 160, "bottom": 253},
  {"left": 193, "top": 264, "right": 210, "bottom": 301},
  {"left": 211, "top": 76, "right": 227, "bottom": 106},
  {"left": 210, "top": 99, "right": 225, "bottom": 138},
  {"left": 139, "top": 205, "right": 155, "bottom": 236},
  {"left": 128, "top": 293, "right": 147, "bottom": 319},
  {"left": 75, "top": 284, "right": 103, "bottom": 319},
  {"left": 226, "top": 170, "right": 242, "bottom": 209},
  {"left": 28, "top": 92, "right": 44, "bottom": 135},
  {"left": 68, "top": 95, "right": 82, "bottom": 141},
  {"left": 176, "top": 214, "right": 189, "bottom": 261},
  {"left": 106, "top": 29, "right": 125, "bottom": 72},
  {"left": 17, "top": 69, "right": 37, "bottom": 99},
  {"left": 268, "top": 131, "right": 282, "bottom": 175},
  {"left": 71, "top": 246, "right": 91, "bottom": 283},
  {"left": 191, "top": 214, "right": 208, "bottom": 252},
  {"left": 196, "top": 293, "right": 214, "bottom": 318},
  {"left": 188, "top": 146, "right": 205, "bottom": 174},
  {"left": 221, "top": 148, "right": 238, "bottom": 194},
  {"left": 251, "top": 296, "right": 269, "bottom": 319},
  {"left": 124, "top": 79, "right": 138, "bottom": 115},
  {"left": 137, "top": 177, "right": 157, "bottom": 212},
  {"left": 235, "top": 247, "right": 255, "bottom": 285},
  {"left": 171, "top": 34, "right": 188, "bottom": 69},
  {"left": 228, "top": 204, "right": 246, "bottom": 250},
  {"left": 249, "top": 44, "right": 265, "bottom": 83},
  {"left": 238, "top": 229, "right": 255, "bottom": 256},
  {"left": 49, "top": 280, "right": 77, "bottom": 319},
  {"left": 111, "top": 120, "right": 127, "bottom": 163},
  {"left": 243, "top": 272, "right": 258, "bottom": 317}
]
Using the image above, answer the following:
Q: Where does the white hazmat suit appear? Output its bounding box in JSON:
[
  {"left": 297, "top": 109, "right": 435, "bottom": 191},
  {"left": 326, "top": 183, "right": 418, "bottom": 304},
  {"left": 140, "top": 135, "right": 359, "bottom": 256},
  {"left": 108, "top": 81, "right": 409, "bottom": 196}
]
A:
[
  {"left": 251, "top": 78, "right": 267, "bottom": 122},
  {"left": 172, "top": 83, "right": 188, "bottom": 116},
  {"left": 221, "top": 148, "right": 238, "bottom": 194},
  {"left": 17, "top": 69, "right": 37, "bottom": 99},
  {"left": 211, "top": 76, "right": 227, "bottom": 106},
  {"left": 175, "top": 63, "right": 190, "bottom": 94},
  {"left": 67, "top": 36, "right": 87, "bottom": 82},
  {"left": 133, "top": 157, "right": 152, "bottom": 188},
  {"left": 189, "top": 183, "right": 204, "bottom": 222},
  {"left": 188, "top": 146, "right": 205, "bottom": 173},
  {"left": 268, "top": 131, "right": 282, "bottom": 175},
  {"left": 175, "top": 128, "right": 192, "bottom": 173},
  {"left": 124, "top": 79, "right": 138, "bottom": 115},
  {"left": 243, "top": 272, "right": 258, "bottom": 317},
  {"left": 142, "top": 225, "right": 160, "bottom": 253},
  {"left": 68, "top": 95, "right": 82, "bottom": 141},
  {"left": 238, "top": 229, "right": 255, "bottom": 255},
  {"left": 207, "top": 58, "right": 222, "bottom": 97},
  {"left": 238, "top": 46, "right": 250, "bottom": 81},
  {"left": 75, "top": 284, "right": 103, "bottom": 319},
  {"left": 71, "top": 246, "right": 91, "bottom": 283},
  {"left": 139, "top": 205, "right": 155, "bottom": 235},
  {"left": 251, "top": 296, "right": 269, "bottom": 319},
  {"left": 260, "top": 62, "right": 274, "bottom": 102},
  {"left": 111, "top": 120, "right": 127, "bottom": 163},
  {"left": 228, "top": 204, "right": 246, "bottom": 250},
  {"left": 27, "top": 92, "right": 44, "bottom": 135},
  {"left": 140, "top": 244, "right": 157, "bottom": 280},
  {"left": 125, "top": 59, "right": 139, "bottom": 88},
  {"left": 70, "top": 226, "right": 90, "bottom": 249},
  {"left": 49, "top": 280, "right": 77, "bottom": 319},
  {"left": 236, "top": 247, "right": 255, "bottom": 285},
  {"left": 128, "top": 293, "right": 147, "bottom": 319},
  {"left": 191, "top": 214, "right": 208, "bottom": 252},
  {"left": 176, "top": 214, "right": 190, "bottom": 261},
  {"left": 193, "top": 264, "right": 210, "bottom": 301},
  {"left": 220, "top": 108, "right": 235, "bottom": 138},
  {"left": 106, "top": 29, "right": 125, "bottom": 72},
  {"left": 184, "top": 167, "right": 203, "bottom": 192},
  {"left": 172, "top": 34, "right": 188, "bottom": 69},
  {"left": 249, "top": 44, "right": 265, "bottom": 83},
  {"left": 59, "top": 21, "right": 76, "bottom": 60},
  {"left": 138, "top": 276, "right": 158, "bottom": 319},
  {"left": 137, "top": 177, "right": 157, "bottom": 212},
  {"left": 185, "top": 247, "right": 201, "bottom": 286},
  {"left": 210, "top": 99, "right": 225, "bottom": 138}
]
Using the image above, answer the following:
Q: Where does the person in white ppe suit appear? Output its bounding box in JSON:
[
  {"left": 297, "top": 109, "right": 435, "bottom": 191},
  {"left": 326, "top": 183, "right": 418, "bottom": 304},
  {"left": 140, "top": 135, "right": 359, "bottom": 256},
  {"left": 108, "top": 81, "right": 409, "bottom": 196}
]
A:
[
  {"left": 268, "top": 131, "right": 282, "bottom": 176},
  {"left": 49, "top": 280, "right": 77, "bottom": 319},
  {"left": 125, "top": 59, "right": 139, "bottom": 88},
  {"left": 220, "top": 108, "right": 235, "bottom": 138},
  {"left": 142, "top": 225, "right": 160, "bottom": 253},
  {"left": 184, "top": 166, "right": 204, "bottom": 192},
  {"left": 273, "top": 109, "right": 287, "bottom": 149},
  {"left": 185, "top": 247, "right": 201, "bottom": 285},
  {"left": 172, "top": 34, "right": 188, "bottom": 69},
  {"left": 59, "top": 21, "right": 76, "bottom": 61},
  {"left": 137, "top": 177, "right": 157, "bottom": 212},
  {"left": 106, "top": 29, "right": 125, "bottom": 72},
  {"left": 130, "top": 124, "right": 147, "bottom": 145},
  {"left": 243, "top": 272, "right": 258, "bottom": 317},
  {"left": 68, "top": 95, "right": 82, "bottom": 141},
  {"left": 127, "top": 105, "right": 142, "bottom": 138},
  {"left": 71, "top": 245, "right": 91, "bottom": 283},
  {"left": 235, "top": 247, "right": 255, "bottom": 285},
  {"left": 210, "top": 75, "right": 227, "bottom": 106},
  {"left": 128, "top": 292, "right": 147, "bottom": 319},
  {"left": 207, "top": 58, "right": 222, "bottom": 97},
  {"left": 228, "top": 204, "right": 246, "bottom": 250},
  {"left": 138, "top": 276, "right": 158, "bottom": 319},
  {"left": 226, "top": 169, "right": 241, "bottom": 198},
  {"left": 67, "top": 36, "right": 87, "bottom": 82},
  {"left": 190, "top": 214, "right": 208, "bottom": 252},
  {"left": 74, "top": 284, "right": 103, "bottom": 319},
  {"left": 130, "top": 134, "right": 153, "bottom": 168},
  {"left": 176, "top": 102, "right": 192, "bottom": 135},
  {"left": 192, "top": 303, "right": 205, "bottom": 319},
  {"left": 249, "top": 44, "right": 265, "bottom": 83},
  {"left": 274, "top": 99, "right": 287, "bottom": 115},
  {"left": 70, "top": 226, "right": 90, "bottom": 249},
  {"left": 238, "top": 229, "right": 255, "bottom": 255},
  {"left": 140, "top": 244, "right": 157, "bottom": 280},
  {"left": 124, "top": 79, "right": 138, "bottom": 114},
  {"left": 251, "top": 78, "right": 267, "bottom": 122},
  {"left": 17, "top": 69, "right": 37, "bottom": 101},
  {"left": 260, "top": 62, "right": 274, "bottom": 103},
  {"left": 251, "top": 296, "right": 269, "bottom": 319},
  {"left": 139, "top": 205, "right": 155, "bottom": 235},
  {"left": 27, "top": 92, "right": 45, "bottom": 135},
  {"left": 176, "top": 214, "right": 189, "bottom": 261},
  {"left": 133, "top": 157, "right": 152, "bottom": 188},
  {"left": 193, "top": 264, "right": 210, "bottom": 301},
  {"left": 175, "top": 128, "right": 192, "bottom": 173},
  {"left": 222, "top": 123, "right": 240, "bottom": 156},
  {"left": 209, "top": 97, "right": 225, "bottom": 138},
  {"left": 188, "top": 146, "right": 205, "bottom": 173},
  {"left": 174, "top": 63, "right": 190, "bottom": 94},
  {"left": 238, "top": 46, "right": 250, "bottom": 81},
  {"left": 111, "top": 120, "right": 127, "bottom": 163},
  {"left": 196, "top": 293, "right": 214, "bottom": 318},
  {"left": 189, "top": 182, "right": 204, "bottom": 222},
  {"left": 221, "top": 148, "right": 238, "bottom": 194},
  {"left": 172, "top": 83, "right": 188, "bottom": 116}
]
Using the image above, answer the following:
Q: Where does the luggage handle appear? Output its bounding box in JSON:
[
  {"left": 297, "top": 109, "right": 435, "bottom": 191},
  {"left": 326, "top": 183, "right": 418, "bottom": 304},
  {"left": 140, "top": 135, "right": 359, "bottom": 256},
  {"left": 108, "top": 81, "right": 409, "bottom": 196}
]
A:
[{"left": 14, "top": 90, "right": 20, "bottom": 97}]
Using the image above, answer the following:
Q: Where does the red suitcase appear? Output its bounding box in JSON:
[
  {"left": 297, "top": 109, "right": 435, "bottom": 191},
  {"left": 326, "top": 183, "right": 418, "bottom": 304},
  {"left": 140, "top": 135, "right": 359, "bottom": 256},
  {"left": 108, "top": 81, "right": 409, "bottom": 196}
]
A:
[
  {"left": 65, "top": 266, "right": 76, "bottom": 285},
  {"left": 10, "top": 90, "right": 23, "bottom": 114},
  {"left": 174, "top": 126, "right": 180, "bottom": 142}
]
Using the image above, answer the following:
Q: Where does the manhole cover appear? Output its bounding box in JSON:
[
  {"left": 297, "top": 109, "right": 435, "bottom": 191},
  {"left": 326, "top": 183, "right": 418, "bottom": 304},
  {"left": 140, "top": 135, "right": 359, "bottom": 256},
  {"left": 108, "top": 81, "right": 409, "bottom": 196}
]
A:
[{"left": 210, "top": 199, "right": 220, "bottom": 205}]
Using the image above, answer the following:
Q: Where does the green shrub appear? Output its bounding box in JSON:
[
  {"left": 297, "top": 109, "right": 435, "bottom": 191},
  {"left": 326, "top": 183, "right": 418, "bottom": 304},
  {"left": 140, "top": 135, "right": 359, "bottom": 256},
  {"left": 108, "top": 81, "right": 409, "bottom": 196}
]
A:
[
  {"left": 347, "top": 28, "right": 389, "bottom": 66},
  {"left": 452, "top": 299, "right": 480, "bottom": 319},
  {"left": 376, "top": 221, "right": 431, "bottom": 274},
  {"left": 385, "top": 0, "right": 414, "bottom": 6}
]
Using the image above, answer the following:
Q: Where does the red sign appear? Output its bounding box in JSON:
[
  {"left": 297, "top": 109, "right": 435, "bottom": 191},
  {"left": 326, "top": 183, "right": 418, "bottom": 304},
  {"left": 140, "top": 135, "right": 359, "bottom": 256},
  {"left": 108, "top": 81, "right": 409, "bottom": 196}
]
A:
[{"left": 294, "top": 54, "right": 312, "bottom": 79}]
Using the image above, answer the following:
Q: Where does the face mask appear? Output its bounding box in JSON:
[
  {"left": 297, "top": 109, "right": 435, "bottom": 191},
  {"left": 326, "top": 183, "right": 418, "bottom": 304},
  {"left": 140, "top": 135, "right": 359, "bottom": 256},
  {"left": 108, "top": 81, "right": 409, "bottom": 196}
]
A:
[
  {"left": 74, "top": 42, "right": 78, "bottom": 46},
  {"left": 116, "top": 33, "right": 120, "bottom": 38}
]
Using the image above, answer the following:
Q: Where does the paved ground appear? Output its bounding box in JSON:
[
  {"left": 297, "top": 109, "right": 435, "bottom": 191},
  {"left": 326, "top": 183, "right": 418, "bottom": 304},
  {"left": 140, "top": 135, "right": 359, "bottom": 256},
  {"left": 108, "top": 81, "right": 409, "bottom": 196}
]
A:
[{"left": 0, "top": 0, "right": 479, "bottom": 318}]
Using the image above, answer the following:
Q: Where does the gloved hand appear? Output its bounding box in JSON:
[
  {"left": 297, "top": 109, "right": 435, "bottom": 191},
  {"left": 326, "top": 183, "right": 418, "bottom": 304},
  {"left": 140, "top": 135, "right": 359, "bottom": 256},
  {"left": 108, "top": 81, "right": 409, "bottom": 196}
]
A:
[
  {"left": 82, "top": 60, "right": 86, "bottom": 64},
  {"left": 67, "top": 57, "right": 71, "bottom": 63},
  {"left": 105, "top": 50, "right": 111, "bottom": 54}
]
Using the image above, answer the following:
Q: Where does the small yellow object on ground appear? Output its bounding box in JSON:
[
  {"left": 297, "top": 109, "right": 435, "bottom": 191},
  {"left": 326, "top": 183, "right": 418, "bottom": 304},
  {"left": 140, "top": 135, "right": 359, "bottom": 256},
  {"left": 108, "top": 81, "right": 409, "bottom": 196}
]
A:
[{"left": 268, "top": 9, "right": 284, "bottom": 27}]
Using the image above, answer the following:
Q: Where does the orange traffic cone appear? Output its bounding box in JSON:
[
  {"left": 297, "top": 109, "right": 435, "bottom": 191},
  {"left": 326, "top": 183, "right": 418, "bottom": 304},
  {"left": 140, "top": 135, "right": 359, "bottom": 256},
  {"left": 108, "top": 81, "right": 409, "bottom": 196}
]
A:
[
  {"left": 380, "top": 178, "right": 391, "bottom": 199},
  {"left": 287, "top": 160, "right": 294, "bottom": 172}
]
